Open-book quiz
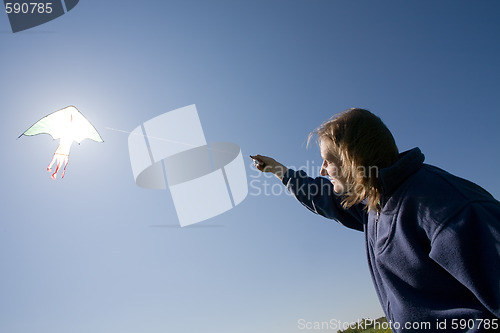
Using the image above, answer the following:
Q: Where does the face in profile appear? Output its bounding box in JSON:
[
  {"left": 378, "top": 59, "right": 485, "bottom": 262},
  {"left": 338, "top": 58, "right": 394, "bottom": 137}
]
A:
[{"left": 319, "top": 140, "right": 346, "bottom": 194}]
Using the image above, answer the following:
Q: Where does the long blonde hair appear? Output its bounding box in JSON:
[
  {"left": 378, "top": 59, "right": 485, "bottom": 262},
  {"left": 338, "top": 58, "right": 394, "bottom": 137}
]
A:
[{"left": 309, "top": 108, "right": 399, "bottom": 212}]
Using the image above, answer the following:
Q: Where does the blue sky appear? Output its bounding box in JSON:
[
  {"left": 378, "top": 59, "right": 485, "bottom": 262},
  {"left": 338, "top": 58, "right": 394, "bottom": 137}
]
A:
[{"left": 1, "top": 1, "right": 499, "bottom": 332}]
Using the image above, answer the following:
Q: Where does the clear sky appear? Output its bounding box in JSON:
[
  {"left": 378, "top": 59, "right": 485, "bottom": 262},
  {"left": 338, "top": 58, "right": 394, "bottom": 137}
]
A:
[{"left": 1, "top": 1, "right": 499, "bottom": 332}]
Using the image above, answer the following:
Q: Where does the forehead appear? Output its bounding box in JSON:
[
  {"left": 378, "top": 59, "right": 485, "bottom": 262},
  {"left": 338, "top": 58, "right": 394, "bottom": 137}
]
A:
[
  {"left": 319, "top": 139, "right": 332, "bottom": 158},
  {"left": 319, "top": 138, "right": 340, "bottom": 163}
]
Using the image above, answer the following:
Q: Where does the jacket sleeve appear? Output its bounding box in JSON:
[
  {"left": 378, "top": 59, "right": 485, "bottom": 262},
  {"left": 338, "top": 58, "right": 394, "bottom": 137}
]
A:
[
  {"left": 429, "top": 200, "right": 500, "bottom": 318},
  {"left": 282, "top": 169, "right": 365, "bottom": 231}
]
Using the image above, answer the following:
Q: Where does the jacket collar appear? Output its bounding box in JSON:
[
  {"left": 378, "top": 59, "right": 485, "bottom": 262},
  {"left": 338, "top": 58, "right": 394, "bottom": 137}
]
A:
[{"left": 378, "top": 147, "right": 425, "bottom": 200}]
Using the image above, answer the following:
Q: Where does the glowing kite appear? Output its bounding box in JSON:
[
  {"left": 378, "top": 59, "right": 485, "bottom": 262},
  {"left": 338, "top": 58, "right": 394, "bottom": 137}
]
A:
[{"left": 19, "top": 106, "right": 103, "bottom": 179}]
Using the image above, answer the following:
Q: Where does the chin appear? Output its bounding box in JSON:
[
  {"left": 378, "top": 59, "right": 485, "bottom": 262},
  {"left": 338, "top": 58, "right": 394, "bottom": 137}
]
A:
[
  {"left": 329, "top": 178, "right": 344, "bottom": 194},
  {"left": 332, "top": 183, "right": 345, "bottom": 194}
]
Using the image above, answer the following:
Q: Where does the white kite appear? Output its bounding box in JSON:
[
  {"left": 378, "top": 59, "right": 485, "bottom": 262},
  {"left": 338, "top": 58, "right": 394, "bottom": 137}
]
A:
[{"left": 19, "top": 105, "right": 103, "bottom": 179}]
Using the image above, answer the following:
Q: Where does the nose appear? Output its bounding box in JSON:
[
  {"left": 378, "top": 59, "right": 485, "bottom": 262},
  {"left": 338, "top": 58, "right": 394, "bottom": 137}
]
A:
[{"left": 320, "top": 160, "right": 327, "bottom": 176}]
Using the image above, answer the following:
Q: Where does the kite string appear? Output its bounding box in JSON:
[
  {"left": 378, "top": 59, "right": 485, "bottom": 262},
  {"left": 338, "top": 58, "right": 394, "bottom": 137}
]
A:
[
  {"left": 105, "top": 126, "right": 240, "bottom": 155},
  {"left": 106, "top": 126, "right": 200, "bottom": 148}
]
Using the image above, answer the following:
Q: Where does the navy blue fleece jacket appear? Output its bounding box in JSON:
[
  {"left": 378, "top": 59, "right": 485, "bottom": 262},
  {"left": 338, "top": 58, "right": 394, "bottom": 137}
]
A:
[{"left": 282, "top": 148, "right": 500, "bottom": 332}]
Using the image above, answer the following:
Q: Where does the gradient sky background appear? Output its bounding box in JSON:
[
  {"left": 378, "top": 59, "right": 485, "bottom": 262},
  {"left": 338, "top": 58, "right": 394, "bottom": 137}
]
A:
[{"left": 1, "top": 1, "right": 499, "bottom": 332}]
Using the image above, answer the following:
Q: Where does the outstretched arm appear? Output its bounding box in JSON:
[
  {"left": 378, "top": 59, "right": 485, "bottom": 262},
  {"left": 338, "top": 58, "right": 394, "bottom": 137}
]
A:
[
  {"left": 250, "top": 155, "right": 288, "bottom": 180},
  {"left": 250, "top": 154, "right": 365, "bottom": 231}
]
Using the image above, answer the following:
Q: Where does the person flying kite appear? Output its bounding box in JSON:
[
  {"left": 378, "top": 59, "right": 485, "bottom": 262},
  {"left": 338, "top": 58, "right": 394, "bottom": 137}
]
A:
[{"left": 19, "top": 105, "right": 103, "bottom": 179}]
